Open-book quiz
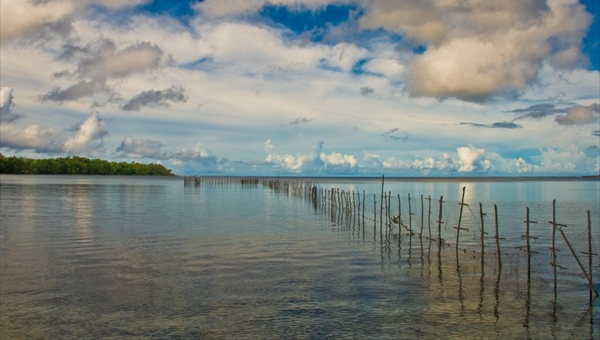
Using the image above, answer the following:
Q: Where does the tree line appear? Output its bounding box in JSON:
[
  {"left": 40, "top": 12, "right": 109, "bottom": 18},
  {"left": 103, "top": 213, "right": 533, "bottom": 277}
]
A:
[{"left": 0, "top": 153, "right": 175, "bottom": 176}]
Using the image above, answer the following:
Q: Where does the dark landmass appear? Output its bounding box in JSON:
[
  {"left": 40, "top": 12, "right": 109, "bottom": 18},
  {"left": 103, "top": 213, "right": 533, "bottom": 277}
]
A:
[{"left": 0, "top": 153, "right": 174, "bottom": 176}]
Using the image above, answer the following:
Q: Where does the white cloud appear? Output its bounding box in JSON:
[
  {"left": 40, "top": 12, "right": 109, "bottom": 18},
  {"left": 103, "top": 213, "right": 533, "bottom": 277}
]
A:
[
  {"left": 0, "top": 0, "right": 150, "bottom": 42},
  {"left": 0, "top": 124, "right": 62, "bottom": 153},
  {"left": 63, "top": 112, "right": 108, "bottom": 154},
  {"left": 362, "top": 58, "right": 405, "bottom": 79},
  {"left": 116, "top": 136, "right": 165, "bottom": 159},
  {"left": 264, "top": 139, "right": 275, "bottom": 152},
  {"left": 0, "top": 86, "right": 24, "bottom": 122},
  {"left": 456, "top": 145, "right": 492, "bottom": 172},
  {"left": 361, "top": 0, "right": 592, "bottom": 101},
  {"left": 0, "top": 0, "right": 77, "bottom": 42},
  {"left": 320, "top": 151, "right": 357, "bottom": 167}
]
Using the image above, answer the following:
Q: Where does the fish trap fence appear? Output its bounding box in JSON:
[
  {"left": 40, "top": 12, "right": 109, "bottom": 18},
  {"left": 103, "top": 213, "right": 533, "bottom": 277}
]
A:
[
  {"left": 310, "top": 185, "right": 599, "bottom": 302},
  {"left": 183, "top": 177, "right": 599, "bottom": 302}
]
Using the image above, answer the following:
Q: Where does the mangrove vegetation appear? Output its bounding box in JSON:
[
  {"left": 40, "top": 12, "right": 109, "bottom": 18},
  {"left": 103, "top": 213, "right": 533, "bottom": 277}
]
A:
[{"left": 0, "top": 153, "right": 175, "bottom": 176}]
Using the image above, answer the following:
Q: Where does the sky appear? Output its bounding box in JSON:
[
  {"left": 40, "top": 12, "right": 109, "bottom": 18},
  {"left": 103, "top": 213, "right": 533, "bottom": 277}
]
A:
[{"left": 0, "top": 0, "right": 599, "bottom": 176}]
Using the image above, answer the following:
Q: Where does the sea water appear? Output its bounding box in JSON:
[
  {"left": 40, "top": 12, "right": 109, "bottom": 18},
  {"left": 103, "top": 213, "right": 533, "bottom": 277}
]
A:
[{"left": 1, "top": 175, "right": 598, "bottom": 339}]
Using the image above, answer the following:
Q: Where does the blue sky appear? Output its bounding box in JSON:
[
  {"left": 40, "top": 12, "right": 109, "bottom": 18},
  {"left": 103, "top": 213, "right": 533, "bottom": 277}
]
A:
[{"left": 1, "top": 0, "right": 599, "bottom": 176}]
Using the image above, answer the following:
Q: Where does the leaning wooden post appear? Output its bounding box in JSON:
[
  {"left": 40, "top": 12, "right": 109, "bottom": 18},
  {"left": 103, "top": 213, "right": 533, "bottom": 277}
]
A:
[
  {"left": 455, "top": 186, "right": 468, "bottom": 250},
  {"left": 558, "top": 226, "right": 599, "bottom": 297}
]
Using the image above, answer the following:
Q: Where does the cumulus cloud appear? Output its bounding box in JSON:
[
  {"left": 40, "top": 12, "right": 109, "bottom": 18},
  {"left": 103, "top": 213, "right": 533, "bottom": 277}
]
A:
[
  {"left": 0, "top": 124, "right": 62, "bottom": 153},
  {"left": 320, "top": 151, "right": 357, "bottom": 168},
  {"left": 122, "top": 85, "right": 187, "bottom": 111},
  {"left": 0, "top": 0, "right": 77, "bottom": 42},
  {"left": 0, "top": 0, "right": 149, "bottom": 42},
  {"left": 456, "top": 145, "right": 492, "bottom": 172},
  {"left": 555, "top": 103, "right": 599, "bottom": 125},
  {"left": 116, "top": 138, "right": 220, "bottom": 166},
  {"left": 0, "top": 87, "right": 24, "bottom": 122},
  {"left": 360, "top": 0, "right": 593, "bottom": 102},
  {"left": 116, "top": 136, "right": 166, "bottom": 158},
  {"left": 63, "top": 112, "right": 108, "bottom": 154},
  {"left": 264, "top": 140, "right": 358, "bottom": 173},
  {"left": 40, "top": 39, "right": 165, "bottom": 104},
  {"left": 77, "top": 41, "right": 163, "bottom": 80},
  {"left": 194, "top": 0, "right": 594, "bottom": 102},
  {"left": 171, "top": 143, "right": 218, "bottom": 163}
]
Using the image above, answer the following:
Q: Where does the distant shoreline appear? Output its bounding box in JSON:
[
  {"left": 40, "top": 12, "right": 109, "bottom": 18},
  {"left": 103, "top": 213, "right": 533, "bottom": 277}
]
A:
[{"left": 178, "top": 174, "right": 600, "bottom": 181}]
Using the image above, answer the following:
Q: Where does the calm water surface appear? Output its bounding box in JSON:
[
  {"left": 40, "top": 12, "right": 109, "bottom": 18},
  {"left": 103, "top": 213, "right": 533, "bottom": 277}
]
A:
[{"left": 1, "top": 175, "right": 598, "bottom": 339}]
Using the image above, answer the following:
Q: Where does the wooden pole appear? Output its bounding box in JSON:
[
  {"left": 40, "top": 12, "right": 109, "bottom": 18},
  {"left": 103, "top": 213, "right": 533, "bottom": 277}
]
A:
[
  {"left": 494, "top": 204, "right": 502, "bottom": 271},
  {"left": 420, "top": 194, "right": 424, "bottom": 237},
  {"left": 362, "top": 190, "right": 365, "bottom": 227},
  {"left": 480, "top": 203, "right": 485, "bottom": 272},
  {"left": 427, "top": 195, "right": 432, "bottom": 238},
  {"left": 373, "top": 194, "right": 377, "bottom": 228},
  {"left": 438, "top": 196, "right": 443, "bottom": 245},
  {"left": 526, "top": 207, "right": 531, "bottom": 284},
  {"left": 380, "top": 175, "right": 384, "bottom": 230},
  {"left": 558, "top": 227, "right": 599, "bottom": 297},
  {"left": 587, "top": 211, "right": 594, "bottom": 304},
  {"left": 408, "top": 193, "right": 412, "bottom": 235},
  {"left": 455, "top": 186, "right": 467, "bottom": 249},
  {"left": 552, "top": 199, "right": 557, "bottom": 302},
  {"left": 398, "top": 194, "right": 402, "bottom": 229}
]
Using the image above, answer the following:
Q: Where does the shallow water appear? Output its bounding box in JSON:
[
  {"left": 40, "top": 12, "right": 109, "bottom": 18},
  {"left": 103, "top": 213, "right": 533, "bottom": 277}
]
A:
[{"left": 1, "top": 175, "right": 598, "bottom": 339}]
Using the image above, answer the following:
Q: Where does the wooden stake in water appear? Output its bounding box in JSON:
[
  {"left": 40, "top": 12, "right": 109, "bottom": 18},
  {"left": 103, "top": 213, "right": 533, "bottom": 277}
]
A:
[
  {"left": 380, "top": 175, "right": 384, "bottom": 230},
  {"left": 437, "top": 196, "right": 443, "bottom": 245},
  {"left": 551, "top": 199, "right": 557, "bottom": 302},
  {"left": 398, "top": 194, "right": 402, "bottom": 228},
  {"left": 373, "top": 194, "right": 377, "bottom": 228},
  {"left": 494, "top": 204, "right": 502, "bottom": 271},
  {"left": 587, "top": 211, "right": 594, "bottom": 304},
  {"left": 526, "top": 207, "right": 531, "bottom": 284},
  {"left": 479, "top": 203, "right": 485, "bottom": 273},
  {"left": 427, "top": 195, "right": 432, "bottom": 238},
  {"left": 408, "top": 193, "right": 412, "bottom": 235},
  {"left": 362, "top": 190, "right": 365, "bottom": 227},
  {"left": 455, "top": 186, "right": 468, "bottom": 250},
  {"left": 420, "top": 194, "right": 424, "bottom": 237}
]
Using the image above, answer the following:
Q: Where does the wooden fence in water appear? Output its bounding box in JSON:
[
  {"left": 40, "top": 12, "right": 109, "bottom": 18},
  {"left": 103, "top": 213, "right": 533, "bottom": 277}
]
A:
[{"left": 184, "top": 176, "right": 599, "bottom": 306}]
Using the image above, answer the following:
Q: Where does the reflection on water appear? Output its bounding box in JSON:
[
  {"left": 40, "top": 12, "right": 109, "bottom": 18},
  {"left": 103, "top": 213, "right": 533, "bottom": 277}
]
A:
[{"left": 0, "top": 175, "right": 598, "bottom": 339}]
